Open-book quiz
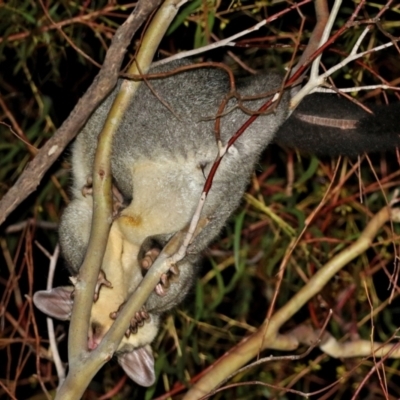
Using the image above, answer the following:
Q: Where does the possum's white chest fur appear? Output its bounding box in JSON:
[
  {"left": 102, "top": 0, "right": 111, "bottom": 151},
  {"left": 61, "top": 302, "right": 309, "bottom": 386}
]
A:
[{"left": 117, "top": 156, "right": 206, "bottom": 248}]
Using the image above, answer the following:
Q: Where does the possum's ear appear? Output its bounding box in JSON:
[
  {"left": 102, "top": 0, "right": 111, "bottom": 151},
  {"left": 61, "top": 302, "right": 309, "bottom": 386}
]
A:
[
  {"left": 117, "top": 345, "right": 155, "bottom": 387},
  {"left": 33, "top": 287, "right": 74, "bottom": 321}
]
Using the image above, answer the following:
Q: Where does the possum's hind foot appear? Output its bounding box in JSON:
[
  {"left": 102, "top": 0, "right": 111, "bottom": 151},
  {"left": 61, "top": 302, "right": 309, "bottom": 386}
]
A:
[
  {"left": 110, "top": 303, "right": 150, "bottom": 337},
  {"left": 139, "top": 247, "right": 180, "bottom": 297}
]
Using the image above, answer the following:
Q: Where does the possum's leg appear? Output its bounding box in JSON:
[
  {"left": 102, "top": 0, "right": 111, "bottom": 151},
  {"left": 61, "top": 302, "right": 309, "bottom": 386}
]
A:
[
  {"left": 144, "top": 258, "right": 197, "bottom": 314},
  {"left": 138, "top": 235, "right": 180, "bottom": 297},
  {"left": 140, "top": 248, "right": 161, "bottom": 270},
  {"left": 93, "top": 270, "right": 113, "bottom": 302},
  {"left": 140, "top": 250, "right": 180, "bottom": 297},
  {"left": 137, "top": 235, "right": 199, "bottom": 314},
  {"left": 81, "top": 176, "right": 93, "bottom": 197},
  {"left": 69, "top": 269, "right": 112, "bottom": 302},
  {"left": 110, "top": 302, "right": 151, "bottom": 336},
  {"left": 59, "top": 180, "right": 125, "bottom": 274},
  {"left": 81, "top": 175, "right": 127, "bottom": 217},
  {"left": 59, "top": 196, "right": 93, "bottom": 275}
]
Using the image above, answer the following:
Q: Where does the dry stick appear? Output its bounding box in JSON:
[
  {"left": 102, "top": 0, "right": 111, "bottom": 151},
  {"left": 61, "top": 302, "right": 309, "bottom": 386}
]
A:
[
  {"left": 0, "top": 0, "right": 162, "bottom": 227},
  {"left": 321, "top": 333, "right": 400, "bottom": 359},
  {"left": 363, "top": 272, "right": 387, "bottom": 396},
  {"left": 351, "top": 345, "right": 400, "bottom": 400},
  {"left": 309, "top": 0, "right": 342, "bottom": 82},
  {"left": 289, "top": 0, "right": 399, "bottom": 107},
  {"left": 318, "top": 84, "right": 400, "bottom": 93},
  {"left": 287, "top": 324, "right": 400, "bottom": 358},
  {"left": 290, "top": 0, "right": 329, "bottom": 77},
  {"left": 153, "top": 0, "right": 312, "bottom": 67},
  {"left": 289, "top": 0, "right": 343, "bottom": 108},
  {"left": 35, "top": 243, "right": 65, "bottom": 385},
  {"left": 184, "top": 205, "right": 400, "bottom": 400},
  {"left": 293, "top": 15, "right": 399, "bottom": 105},
  {"left": 54, "top": 1, "right": 184, "bottom": 399}
]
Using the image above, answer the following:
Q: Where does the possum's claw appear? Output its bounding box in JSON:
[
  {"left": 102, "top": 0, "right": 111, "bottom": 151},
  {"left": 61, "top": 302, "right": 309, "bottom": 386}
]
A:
[
  {"left": 81, "top": 176, "right": 126, "bottom": 217},
  {"left": 69, "top": 270, "right": 111, "bottom": 302},
  {"left": 110, "top": 303, "right": 150, "bottom": 337},
  {"left": 111, "top": 185, "right": 126, "bottom": 217},
  {"left": 93, "top": 269, "right": 112, "bottom": 302},
  {"left": 139, "top": 242, "right": 181, "bottom": 298},
  {"left": 81, "top": 176, "right": 93, "bottom": 197},
  {"left": 129, "top": 309, "right": 150, "bottom": 334},
  {"left": 140, "top": 248, "right": 161, "bottom": 270},
  {"left": 154, "top": 264, "right": 180, "bottom": 297}
]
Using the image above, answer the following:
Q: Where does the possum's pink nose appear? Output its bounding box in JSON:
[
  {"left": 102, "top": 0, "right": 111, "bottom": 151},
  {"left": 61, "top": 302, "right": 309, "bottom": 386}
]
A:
[{"left": 88, "top": 331, "right": 100, "bottom": 350}]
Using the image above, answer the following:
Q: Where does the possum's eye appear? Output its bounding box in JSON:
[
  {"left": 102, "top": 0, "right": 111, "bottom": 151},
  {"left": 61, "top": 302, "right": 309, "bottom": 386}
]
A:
[{"left": 91, "top": 322, "right": 102, "bottom": 336}]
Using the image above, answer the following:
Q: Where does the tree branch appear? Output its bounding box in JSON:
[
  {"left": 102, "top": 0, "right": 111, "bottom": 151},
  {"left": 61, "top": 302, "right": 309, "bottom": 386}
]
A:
[{"left": 55, "top": 1, "right": 185, "bottom": 398}]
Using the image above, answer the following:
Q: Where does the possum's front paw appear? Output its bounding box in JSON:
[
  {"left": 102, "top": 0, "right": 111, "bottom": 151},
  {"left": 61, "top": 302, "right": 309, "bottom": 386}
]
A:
[
  {"left": 140, "top": 248, "right": 161, "bottom": 270},
  {"left": 81, "top": 176, "right": 126, "bottom": 217},
  {"left": 69, "top": 269, "right": 112, "bottom": 302},
  {"left": 81, "top": 176, "right": 93, "bottom": 197},
  {"left": 140, "top": 248, "right": 180, "bottom": 297},
  {"left": 93, "top": 270, "right": 112, "bottom": 302},
  {"left": 110, "top": 303, "right": 150, "bottom": 337}
]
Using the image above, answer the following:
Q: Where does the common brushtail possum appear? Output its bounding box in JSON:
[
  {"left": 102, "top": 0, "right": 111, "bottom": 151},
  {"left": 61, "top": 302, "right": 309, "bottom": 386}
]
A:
[{"left": 33, "top": 60, "right": 400, "bottom": 386}]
